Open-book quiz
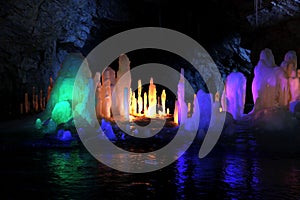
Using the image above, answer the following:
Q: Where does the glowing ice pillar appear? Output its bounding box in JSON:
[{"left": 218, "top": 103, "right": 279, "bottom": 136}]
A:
[
  {"left": 289, "top": 70, "right": 300, "bottom": 102},
  {"left": 102, "top": 69, "right": 112, "bottom": 118},
  {"left": 192, "top": 94, "right": 199, "bottom": 120},
  {"left": 124, "top": 87, "right": 129, "bottom": 120},
  {"left": 222, "top": 72, "right": 246, "bottom": 120},
  {"left": 144, "top": 92, "right": 147, "bottom": 115},
  {"left": 96, "top": 82, "right": 102, "bottom": 118},
  {"left": 188, "top": 103, "right": 191, "bottom": 117},
  {"left": 174, "top": 100, "right": 179, "bottom": 124},
  {"left": 94, "top": 72, "right": 101, "bottom": 90},
  {"left": 213, "top": 92, "right": 221, "bottom": 114},
  {"left": 177, "top": 68, "right": 187, "bottom": 124},
  {"left": 94, "top": 72, "right": 102, "bottom": 118},
  {"left": 131, "top": 91, "right": 137, "bottom": 115},
  {"left": 148, "top": 77, "right": 157, "bottom": 117},
  {"left": 161, "top": 89, "right": 166, "bottom": 115},
  {"left": 137, "top": 80, "right": 143, "bottom": 115},
  {"left": 116, "top": 54, "right": 131, "bottom": 117},
  {"left": 129, "top": 88, "right": 133, "bottom": 115}
]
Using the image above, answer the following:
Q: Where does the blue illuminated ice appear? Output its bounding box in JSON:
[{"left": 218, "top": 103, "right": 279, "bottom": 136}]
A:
[
  {"left": 57, "top": 129, "right": 73, "bottom": 141},
  {"left": 101, "top": 119, "right": 117, "bottom": 141}
]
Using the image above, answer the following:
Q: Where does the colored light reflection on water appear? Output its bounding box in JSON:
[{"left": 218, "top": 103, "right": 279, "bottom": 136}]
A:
[
  {"left": 175, "top": 153, "right": 188, "bottom": 199},
  {"left": 222, "top": 155, "right": 261, "bottom": 199},
  {"left": 2, "top": 141, "right": 300, "bottom": 199}
]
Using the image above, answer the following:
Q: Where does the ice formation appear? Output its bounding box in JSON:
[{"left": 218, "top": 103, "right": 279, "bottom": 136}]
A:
[
  {"left": 282, "top": 51, "right": 299, "bottom": 103},
  {"left": 161, "top": 89, "right": 166, "bottom": 115},
  {"left": 221, "top": 72, "right": 246, "bottom": 120},
  {"left": 197, "top": 89, "right": 212, "bottom": 130},
  {"left": 91, "top": 57, "right": 170, "bottom": 120},
  {"left": 101, "top": 67, "right": 114, "bottom": 118},
  {"left": 51, "top": 101, "right": 72, "bottom": 125},
  {"left": 251, "top": 48, "right": 277, "bottom": 110},
  {"left": 44, "top": 53, "right": 95, "bottom": 126},
  {"left": 130, "top": 91, "right": 137, "bottom": 116},
  {"left": 184, "top": 94, "right": 200, "bottom": 131},
  {"left": 115, "top": 54, "right": 131, "bottom": 118},
  {"left": 289, "top": 70, "right": 300, "bottom": 102},
  {"left": 123, "top": 87, "right": 130, "bottom": 120},
  {"left": 174, "top": 100, "right": 179, "bottom": 124},
  {"left": 137, "top": 80, "right": 143, "bottom": 115},
  {"left": 42, "top": 48, "right": 299, "bottom": 138},
  {"left": 252, "top": 49, "right": 299, "bottom": 112},
  {"left": 101, "top": 119, "right": 117, "bottom": 141},
  {"left": 74, "top": 78, "right": 96, "bottom": 126},
  {"left": 42, "top": 119, "right": 57, "bottom": 134},
  {"left": 57, "top": 129, "right": 73, "bottom": 141},
  {"left": 95, "top": 81, "right": 102, "bottom": 118},
  {"left": 144, "top": 92, "right": 147, "bottom": 115},
  {"left": 275, "top": 51, "right": 297, "bottom": 107},
  {"left": 35, "top": 118, "right": 42, "bottom": 129},
  {"left": 177, "top": 68, "right": 188, "bottom": 124},
  {"left": 147, "top": 77, "right": 157, "bottom": 117}
]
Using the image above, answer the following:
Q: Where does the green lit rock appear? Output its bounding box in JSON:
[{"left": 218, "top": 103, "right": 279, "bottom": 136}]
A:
[{"left": 51, "top": 101, "right": 72, "bottom": 125}]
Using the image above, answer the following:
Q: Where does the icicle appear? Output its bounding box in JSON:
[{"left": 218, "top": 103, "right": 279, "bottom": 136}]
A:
[
  {"left": 137, "top": 80, "right": 143, "bottom": 115},
  {"left": 148, "top": 77, "right": 157, "bottom": 117},
  {"left": 144, "top": 92, "right": 147, "bottom": 115},
  {"left": 161, "top": 89, "right": 166, "bottom": 115}
]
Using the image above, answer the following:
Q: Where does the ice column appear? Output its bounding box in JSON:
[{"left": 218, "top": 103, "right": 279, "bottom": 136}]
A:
[
  {"left": 148, "top": 77, "right": 157, "bottom": 117},
  {"left": 124, "top": 87, "right": 129, "bottom": 120},
  {"left": 137, "top": 80, "right": 143, "bottom": 115},
  {"left": 102, "top": 69, "right": 112, "bottom": 118},
  {"left": 116, "top": 54, "right": 131, "bottom": 117},
  {"left": 96, "top": 82, "right": 102, "bottom": 118},
  {"left": 94, "top": 72, "right": 101, "bottom": 90},
  {"left": 222, "top": 72, "right": 246, "bottom": 120},
  {"left": 131, "top": 91, "right": 137, "bottom": 115},
  {"left": 252, "top": 48, "right": 276, "bottom": 105},
  {"left": 192, "top": 94, "right": 199, "bottom": 120},
  {"left": 161, "top": 89, "right": 166, "bottom": 115},
  {"left": 174, "top": 100, "right": 179, "bottom": 124},
  {"left": 144, "top": 92, "right": 147, "bottom": 115},
  {"left": 177, "top": 68, "right": 187, "bottom": 124},
  {"left": 94, "top": 72, "right": 102, "bottom": 118}
]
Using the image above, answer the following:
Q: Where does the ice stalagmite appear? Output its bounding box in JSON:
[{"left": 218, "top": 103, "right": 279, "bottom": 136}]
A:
[
  {"left": 221, "top": 72, "right": 246, "bottom": 120},
  {"left": 116, "top": 54, "right": 131, "bottom": 118},
  {"left": 251, "top": 48, "right": 278, "bottom": 111}
]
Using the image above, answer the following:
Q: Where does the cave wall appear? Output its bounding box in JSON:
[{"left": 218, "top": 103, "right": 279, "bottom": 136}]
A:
[
  {"left": 1, "top": 0, "right": 299, "bottom": 120},
  {"left": 0, "top": 0, "right": 129, "bottom": 120},
  {"left": 248, "top": 17, "right": 300, "bottom": 66}
]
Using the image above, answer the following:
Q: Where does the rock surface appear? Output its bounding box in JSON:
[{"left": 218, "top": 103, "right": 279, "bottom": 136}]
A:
[{"left": 0, "top": 0, "right": 129, "bottom": 120}]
